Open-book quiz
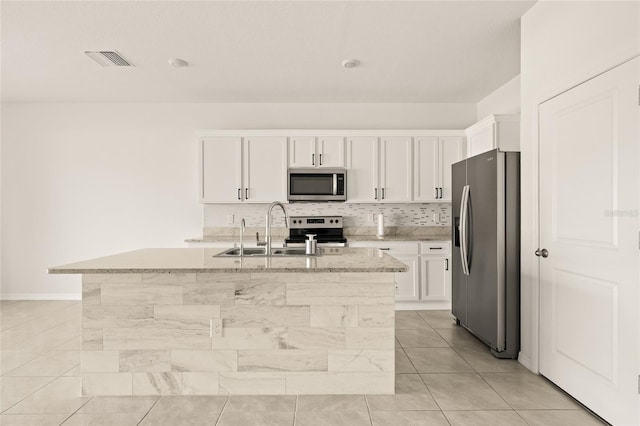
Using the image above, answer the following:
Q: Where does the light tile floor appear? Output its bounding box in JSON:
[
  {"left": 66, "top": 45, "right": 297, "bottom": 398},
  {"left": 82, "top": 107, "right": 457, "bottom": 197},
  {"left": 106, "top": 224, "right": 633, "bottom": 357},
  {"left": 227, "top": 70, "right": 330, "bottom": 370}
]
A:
[{"left": 0, "top": 302, "right": 604, "bottom": 425}]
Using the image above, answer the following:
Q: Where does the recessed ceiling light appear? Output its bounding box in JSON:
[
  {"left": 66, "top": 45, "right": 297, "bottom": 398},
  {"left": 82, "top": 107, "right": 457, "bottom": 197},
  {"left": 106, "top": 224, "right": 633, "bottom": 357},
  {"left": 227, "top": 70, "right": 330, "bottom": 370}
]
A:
[
  {"left": 341, "top": 59, "right": 360, "bottom": 69},
  {"left": 168, "top": 58, "right": 189, "bottom": 68}
]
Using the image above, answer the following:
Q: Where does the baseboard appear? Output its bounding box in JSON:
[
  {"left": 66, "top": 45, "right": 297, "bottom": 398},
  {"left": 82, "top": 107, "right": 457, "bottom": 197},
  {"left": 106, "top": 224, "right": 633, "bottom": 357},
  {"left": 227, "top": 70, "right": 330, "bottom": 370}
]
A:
[
  {"left": 0, "top": 293, "right": 81, "bottom": 301},
  {"left": 518, "top": 351, "right": 535, "bottom": 373}
]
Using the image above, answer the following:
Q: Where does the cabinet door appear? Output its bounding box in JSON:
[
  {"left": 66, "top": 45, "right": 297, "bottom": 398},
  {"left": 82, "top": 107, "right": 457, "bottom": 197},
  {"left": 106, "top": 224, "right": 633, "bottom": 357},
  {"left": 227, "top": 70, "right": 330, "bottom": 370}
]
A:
[
  {"left": 201, "top": 137, "right": 243, "bottom": 203},
  {"left": 413, "top": 136, "right": 439, "bottom": 202},
  {"left": 439, "top": 136, "right": 464, "bottom": 201},
  {"left": 420, "top": 256, "right": 450, "bottom": 301},
  {"left": 380, "top": 137, "right": 413, "bottom": 203},
  {"left": 318, "top": 136, "right": 345, "bottom": 167},
  {"left": 395, "top": 255, "right": 420, "bottom": 301},
  {"left": 288, "top": 136, "right": 315, "bottom": 168},
  {"left": 346, "top": 136, "right": 379, "bottom": 203},
  {"left": 244, "top": 136, "right": 287, "bottom": 203}
]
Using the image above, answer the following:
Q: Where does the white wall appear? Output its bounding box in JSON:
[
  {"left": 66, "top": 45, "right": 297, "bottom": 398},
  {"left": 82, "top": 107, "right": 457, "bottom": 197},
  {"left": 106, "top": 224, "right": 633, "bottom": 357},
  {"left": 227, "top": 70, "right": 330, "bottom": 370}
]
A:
[
  {"left": 0, "top": 102, "right": 476, "bottom": 298},
  {"left": 476, "top": 74, "right": 520, "bottom": 120},
  {"left": 520, "top": 1, "right": 639, "bottom": 372}
]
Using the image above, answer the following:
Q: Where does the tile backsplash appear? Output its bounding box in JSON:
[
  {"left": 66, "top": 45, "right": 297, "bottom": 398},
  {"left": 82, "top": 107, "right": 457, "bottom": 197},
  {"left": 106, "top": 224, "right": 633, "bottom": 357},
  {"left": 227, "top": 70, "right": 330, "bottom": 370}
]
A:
[{"left": 203, "top": 203, "right": 451, "bottom": 228}]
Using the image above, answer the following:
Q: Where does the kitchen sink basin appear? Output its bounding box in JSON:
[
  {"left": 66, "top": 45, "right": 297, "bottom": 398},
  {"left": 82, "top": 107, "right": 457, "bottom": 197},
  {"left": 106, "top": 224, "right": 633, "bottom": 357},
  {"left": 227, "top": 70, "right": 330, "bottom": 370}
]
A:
[{"left": 215, "top": 247, "right": 313, "bottom": 257}]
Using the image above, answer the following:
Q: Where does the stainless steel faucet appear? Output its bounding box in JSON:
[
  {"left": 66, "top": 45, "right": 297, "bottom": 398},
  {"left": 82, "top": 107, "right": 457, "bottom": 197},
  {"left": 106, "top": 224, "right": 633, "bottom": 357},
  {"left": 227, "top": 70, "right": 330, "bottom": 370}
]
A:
[
  {"left": 262, "top": 201, "right": 289, "bottom": 255},
  {"left": 239, "top": 218, "right": 246, "bottom": 257}
]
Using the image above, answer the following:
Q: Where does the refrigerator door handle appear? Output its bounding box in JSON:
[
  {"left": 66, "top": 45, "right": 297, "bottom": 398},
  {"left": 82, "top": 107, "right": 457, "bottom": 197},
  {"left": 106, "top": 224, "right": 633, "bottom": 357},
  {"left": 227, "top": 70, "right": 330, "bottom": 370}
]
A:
[{"left": 459, "top": 185, "right": 470, "bottom": 276}]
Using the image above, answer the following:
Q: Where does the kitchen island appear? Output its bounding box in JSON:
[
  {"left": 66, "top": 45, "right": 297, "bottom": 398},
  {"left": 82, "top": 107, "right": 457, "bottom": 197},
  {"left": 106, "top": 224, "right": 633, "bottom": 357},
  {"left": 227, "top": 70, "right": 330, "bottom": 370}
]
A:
[{"left": 49, "top": 247, "right": 407, "bottom": 396}]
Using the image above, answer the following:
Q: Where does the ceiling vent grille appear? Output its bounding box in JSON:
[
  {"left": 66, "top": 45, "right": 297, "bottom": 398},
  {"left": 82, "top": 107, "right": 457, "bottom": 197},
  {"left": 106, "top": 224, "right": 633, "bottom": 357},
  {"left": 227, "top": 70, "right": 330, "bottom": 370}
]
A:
[{"left": 85, "top": 51, "right": 133, "bottom": 67}]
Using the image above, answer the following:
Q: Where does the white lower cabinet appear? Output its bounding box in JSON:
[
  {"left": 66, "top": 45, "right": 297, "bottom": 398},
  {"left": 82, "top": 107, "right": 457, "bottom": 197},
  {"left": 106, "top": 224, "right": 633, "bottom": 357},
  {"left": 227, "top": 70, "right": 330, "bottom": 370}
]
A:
[{"left": 349, "top": 240, "right": 451, "bottom": 309}]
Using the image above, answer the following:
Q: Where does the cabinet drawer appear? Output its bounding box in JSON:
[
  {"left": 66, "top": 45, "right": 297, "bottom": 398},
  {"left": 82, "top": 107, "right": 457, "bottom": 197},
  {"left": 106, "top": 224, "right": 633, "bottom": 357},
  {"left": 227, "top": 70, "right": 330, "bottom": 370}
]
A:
[
  {"left": 349, "top": 241, "right": 419, "bottom": 255},
  {"left": 420, "top": 242, "right": 451, "bottom": 255}
]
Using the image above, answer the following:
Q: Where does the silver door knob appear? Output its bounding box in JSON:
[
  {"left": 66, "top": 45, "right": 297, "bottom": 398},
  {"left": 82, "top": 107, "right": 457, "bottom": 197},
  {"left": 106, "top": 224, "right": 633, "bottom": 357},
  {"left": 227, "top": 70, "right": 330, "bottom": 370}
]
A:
[{"left": 535, "top": 248, "right": 549, "bottom": 258}]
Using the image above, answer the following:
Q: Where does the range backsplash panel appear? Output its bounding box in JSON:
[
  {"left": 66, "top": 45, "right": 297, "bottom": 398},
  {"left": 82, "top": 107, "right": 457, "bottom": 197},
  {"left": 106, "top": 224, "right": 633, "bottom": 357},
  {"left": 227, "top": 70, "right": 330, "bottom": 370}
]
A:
[{"left": 203, "top": 203, "right": 451, "bottom": 228}]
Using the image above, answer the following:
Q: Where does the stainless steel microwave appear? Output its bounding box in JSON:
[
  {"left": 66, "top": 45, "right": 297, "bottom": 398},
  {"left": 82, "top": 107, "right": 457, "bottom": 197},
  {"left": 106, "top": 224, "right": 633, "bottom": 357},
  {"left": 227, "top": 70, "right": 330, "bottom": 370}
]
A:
[{"left": 287, "top": 168, "right": 347, "bottom": 202}]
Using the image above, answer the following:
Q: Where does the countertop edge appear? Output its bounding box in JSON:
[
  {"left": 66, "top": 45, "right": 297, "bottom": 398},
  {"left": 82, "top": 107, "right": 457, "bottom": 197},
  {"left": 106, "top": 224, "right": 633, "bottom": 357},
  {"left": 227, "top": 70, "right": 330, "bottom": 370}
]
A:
[{"left": 48, "top": 267, "right": 409, "bottom": 274}]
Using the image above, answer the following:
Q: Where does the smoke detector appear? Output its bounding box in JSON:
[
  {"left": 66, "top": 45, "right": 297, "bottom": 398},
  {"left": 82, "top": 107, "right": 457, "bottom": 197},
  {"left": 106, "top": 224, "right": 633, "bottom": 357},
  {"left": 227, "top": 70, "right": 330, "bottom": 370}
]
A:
[
  {"left": 341, "top": 59, "right": 360, "bottom": 69},
  {"left": 85, "top": 51, "right": 133, "bottom": 67}
]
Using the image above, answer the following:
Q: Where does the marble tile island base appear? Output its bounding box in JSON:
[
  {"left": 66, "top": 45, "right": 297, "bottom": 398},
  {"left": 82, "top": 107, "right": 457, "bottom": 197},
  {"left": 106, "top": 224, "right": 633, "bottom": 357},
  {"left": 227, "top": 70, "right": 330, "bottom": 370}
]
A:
[{"left": 49, "top": 248, "right": 406, "bottom": 396}]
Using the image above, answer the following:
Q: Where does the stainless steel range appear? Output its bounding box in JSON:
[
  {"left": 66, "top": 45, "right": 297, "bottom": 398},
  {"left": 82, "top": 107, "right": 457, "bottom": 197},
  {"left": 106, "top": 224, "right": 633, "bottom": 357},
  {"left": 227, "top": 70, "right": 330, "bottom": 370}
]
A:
[{"left": 284, "top": 216, "right": 347, "bottom": 247}]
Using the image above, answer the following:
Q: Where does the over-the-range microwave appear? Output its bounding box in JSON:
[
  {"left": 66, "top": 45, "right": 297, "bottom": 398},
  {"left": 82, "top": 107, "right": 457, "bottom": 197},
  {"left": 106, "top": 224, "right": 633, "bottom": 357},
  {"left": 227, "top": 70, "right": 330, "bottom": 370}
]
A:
[{"left": 287, "top": 168, "right": 346, "bottom": 202}]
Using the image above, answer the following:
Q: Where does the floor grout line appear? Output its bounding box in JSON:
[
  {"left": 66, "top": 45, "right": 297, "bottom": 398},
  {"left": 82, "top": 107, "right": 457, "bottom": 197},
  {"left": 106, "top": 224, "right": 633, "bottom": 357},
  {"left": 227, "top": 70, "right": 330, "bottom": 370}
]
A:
[
  {"left": 136, "top": 395, "right": 162, "bottom": 425},
  {"left": 213, "top": 395, "right": 230, "bottom": 426}
]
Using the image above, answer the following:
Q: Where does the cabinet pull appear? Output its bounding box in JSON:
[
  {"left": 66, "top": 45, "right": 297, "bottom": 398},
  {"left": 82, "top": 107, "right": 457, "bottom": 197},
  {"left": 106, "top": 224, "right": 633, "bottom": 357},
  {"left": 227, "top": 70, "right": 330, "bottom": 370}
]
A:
[
  {"left": 439, "top": 187, "right": 443, "bottom": 199},
  {"left": 429, "top": 247, "right": 443, "bottom": 250},
  {"left": 237, "top": 188, "right": 241, "bottom": 200},
  {"left": 379, "top": 248, "right": 390, "bottom": 251},
  {"left": 445, "top": 258, "right": 449, "bottom": 271},
  {"left": 382, "top": 188, "right": 385, "bottom": 199},
  {"left": 435, "top": 187, "right": 439, "bottom": 199},
  {"left": 312, "top": 154, "right": 315, "bottom": 166},
  {"left": 245, "top": 188, "right": 249, "bottom": 199},
  {"left": 319, "top": 153, "right": 322, "bottom": 165},
  {"left": 374, "top": 188, "right": 378, "bottom": 200}
]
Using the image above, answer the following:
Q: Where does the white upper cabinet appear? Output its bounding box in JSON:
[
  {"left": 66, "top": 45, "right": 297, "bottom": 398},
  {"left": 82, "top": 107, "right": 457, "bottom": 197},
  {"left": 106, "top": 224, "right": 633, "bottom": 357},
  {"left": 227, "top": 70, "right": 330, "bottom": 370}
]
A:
[
  {"left": 201, "top": 135, "right": 287, "bottom": 203},
  {"left": 288, "top": 136, "right": 345, "bottom": 168},
  {"left": 346, "top": 136, "right": 379, "bottom": 203},
  {"left": 465, "top": 114, "right": 520, "bottom": 158},
  {"left": 379, "top": 137, "right": 413, "bottom": 203},
  {"left": 414, "top": 136, "right": 464, "bottom": 202}
]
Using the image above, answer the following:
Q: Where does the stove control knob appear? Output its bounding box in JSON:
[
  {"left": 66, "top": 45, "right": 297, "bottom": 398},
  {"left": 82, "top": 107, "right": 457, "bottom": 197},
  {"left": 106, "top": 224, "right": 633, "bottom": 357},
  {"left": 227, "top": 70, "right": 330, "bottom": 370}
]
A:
[{"left": 330, "top": 220, "right": 334, "bottom": 223}]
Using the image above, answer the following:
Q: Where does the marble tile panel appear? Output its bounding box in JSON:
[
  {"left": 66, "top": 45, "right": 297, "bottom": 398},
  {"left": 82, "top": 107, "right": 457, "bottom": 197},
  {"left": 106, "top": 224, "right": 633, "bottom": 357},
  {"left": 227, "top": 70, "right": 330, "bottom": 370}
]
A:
[
  {"left": 444, "top": 410, "right": 528, "bottom": 426},
  {"left": 217, "top": 411, "right": 295, "bottom": 426},
  {"left": 295, "top": 411, "right": 371, "bottom": 426},
  {"left": 0, "top": 414, "right": 69, "bottom": 426},
  {"left": 133, "top": 372, "right": 182, "bottom": 395},
  {"left": 366, "top": 393, "right": 439, "bottom": 411},
  {"left": 83, "top": 305, "right": 154, "bottom": 328},
  {"left": 100, "top": 284, "right": 182, "bottom": 305},
  {"left": 138, "top": 396, "right": 227, "bottom": 425},
  {"left": 197, "top": 272, "right": 249, "bottom": 283},
  {"left": 225, "top": 395, "right": 296, "bottom": 412},
  {"left": 286, "top": 283, "right": 394, "bottom": 305},
  {"left": 286, "top": 372, "right": 394, "bottom": 394},
  {"left": 103, "top": 328, "right": 211, "bottom": 350},
  {"left": 82, "top": 283, "right": 100, "bottom": 305},
  {"left": 358, "top": 305, "right": 395, "bottom": 328},
  {"left": 211, "top": 327, "right": 289, "bottom": 350},
  {"left": 153, "top": 305, "right": 220, "bottom": 329},
  {"left": 82, "top": 329, "right": 102, "bottom": 350},
  {"left": 4, "top": 377, "right": 89, "bottom": 414},
  {"left": 287, "top": 327, "right": 346, "bottom": 349},
  {"left": 221, "top": 305, "right": 310, "bottom": 327},
  {"left": 81, "top": 351, "right": 118, "bottom": 373},
  {"left": 119, "top": 350, "right": 171, "bottom": 372},
  {"left": 183, "top": 283, "right": 236, "bottom": 305},
  {"left": 82, "top": 373, "right": 133, "bottom": 396},
  {"left": 370, "top": 410, "right": 450, "bottom": 426},
  {"left": 346, "top": 328, "right": 395, "bottom": 349},
  {"left": 171, "top": 349, "right": 237, "bottom": 372},
  {"left": 310, "top": 305, "right": 358, "bottom": 327},
  {"left": 82, "top": 274, "right": 141, "bottom": 284},
  {"left": 142, "top": 272, "right": 196, "bottom": 284},
  {"left": 481, "top": 372, "right": 580, "bottom": 409},
  {"left": 340, "top": 272, "right": 395, "bottom": 283},
  {"left": 328, "top": 350, "right": 394, "bottom": 372},
  {"left": 219, "top": 372, "right": 286, "bottom": 395},
  {"left": 235, "top": 282, "right": 286, "bottom": 305},
  {"left": 181, "top": 372, "right": 219, "bottom": 395},
  {"left": 5, "top": 350, "right": 79, "bottom": 377},
  {"left": 238, "top": 350, "right": 327, "bottom": 372},
  {"left": 250, "top": 272, "right": 342, "bottom": 283},
  {"left": 405, "top": 348, "right": 474, "bottom": 373},
  {"left": 0, "top": 376, "right": 55, "bottom": 411}
]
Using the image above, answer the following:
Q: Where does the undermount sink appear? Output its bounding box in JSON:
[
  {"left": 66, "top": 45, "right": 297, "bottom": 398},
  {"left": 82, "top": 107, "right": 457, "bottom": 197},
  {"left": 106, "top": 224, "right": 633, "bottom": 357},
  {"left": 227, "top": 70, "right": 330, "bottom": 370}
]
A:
[{"left": 215, "top": 247, "right": 312, "bottom": 257}]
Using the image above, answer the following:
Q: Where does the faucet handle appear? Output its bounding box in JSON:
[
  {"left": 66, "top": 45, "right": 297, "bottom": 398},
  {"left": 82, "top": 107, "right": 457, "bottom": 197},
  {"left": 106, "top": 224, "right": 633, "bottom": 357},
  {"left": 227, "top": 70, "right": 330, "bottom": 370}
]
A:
[{"left": 256, "top": 232, "right": 266, "bottom": 246}]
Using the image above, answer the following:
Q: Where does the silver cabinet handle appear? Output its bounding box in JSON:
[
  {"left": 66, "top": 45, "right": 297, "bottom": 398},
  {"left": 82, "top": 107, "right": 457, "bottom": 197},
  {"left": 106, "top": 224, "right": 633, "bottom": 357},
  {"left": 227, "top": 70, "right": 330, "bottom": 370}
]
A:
[
  {"left": 245, "top": 188, "right": 249, "bottom": 199},
  {"left": 374, "top": 188, "right": 378, "bottom": 200},
  {"left": 312, "top": 154, "right": 315, "bottom": 166},
  {"left": 238, "top": 188, "right": 241, "bottom": 200},
  {"left": 535, "top": 248, "right": 549, "bottom": 258},
  {"left": 319, "top": 154, "right": 322, "bottom": 165},
  {"left": 381, "top": 188, "right": 385, "bottom": 200}
]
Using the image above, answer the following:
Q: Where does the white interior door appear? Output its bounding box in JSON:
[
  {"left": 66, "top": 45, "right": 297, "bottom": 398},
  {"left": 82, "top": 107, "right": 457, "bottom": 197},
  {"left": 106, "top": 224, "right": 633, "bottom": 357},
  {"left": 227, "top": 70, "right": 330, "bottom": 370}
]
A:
[
  {"left": 539, "top": 57, "right": 639, "bottom": 426},
  {"left": 380, "top": 137, "right": 412, "bottom": 203}
]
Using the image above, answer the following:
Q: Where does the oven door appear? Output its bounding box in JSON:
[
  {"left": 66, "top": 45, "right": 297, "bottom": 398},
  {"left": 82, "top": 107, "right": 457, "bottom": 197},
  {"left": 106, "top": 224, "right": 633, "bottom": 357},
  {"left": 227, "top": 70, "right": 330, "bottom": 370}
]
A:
[{"left": 288, "top": 169, "right": 346, "bottom": 201}]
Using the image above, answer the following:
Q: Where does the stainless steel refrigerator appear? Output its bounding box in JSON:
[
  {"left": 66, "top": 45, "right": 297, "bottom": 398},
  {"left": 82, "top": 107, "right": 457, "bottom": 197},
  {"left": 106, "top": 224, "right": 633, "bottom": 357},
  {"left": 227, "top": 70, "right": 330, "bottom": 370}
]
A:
[{"left": 452, "top": 148, "right": 520, "bottom": 359}]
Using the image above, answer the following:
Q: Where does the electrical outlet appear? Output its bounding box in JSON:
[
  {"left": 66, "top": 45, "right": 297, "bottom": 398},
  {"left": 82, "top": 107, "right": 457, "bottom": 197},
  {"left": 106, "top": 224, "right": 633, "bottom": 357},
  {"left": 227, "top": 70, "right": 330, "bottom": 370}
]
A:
[
  {"left": 210, "top": 319, "right": 222, "bottom": 338},
  {"left": 226, "top": 215, "right": 234, "bottom": 224},
  {"left": 367, "top": 213, "right": 375, "bottom": 223}
]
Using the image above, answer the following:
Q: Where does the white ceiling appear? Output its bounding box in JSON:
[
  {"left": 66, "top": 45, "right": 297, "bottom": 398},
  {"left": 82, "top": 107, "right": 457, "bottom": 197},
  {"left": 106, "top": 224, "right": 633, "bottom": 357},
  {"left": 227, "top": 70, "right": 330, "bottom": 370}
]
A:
[{"left": 1, "top": 1, "right": 535, "bottom": 103}]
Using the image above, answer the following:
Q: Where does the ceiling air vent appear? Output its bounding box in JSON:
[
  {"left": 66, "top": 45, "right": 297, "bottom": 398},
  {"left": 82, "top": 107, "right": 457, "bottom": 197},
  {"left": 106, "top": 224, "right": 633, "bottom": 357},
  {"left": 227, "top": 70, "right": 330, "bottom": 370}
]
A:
[{"left": 85, "top": 51, "right": 133, "bottom": 67}]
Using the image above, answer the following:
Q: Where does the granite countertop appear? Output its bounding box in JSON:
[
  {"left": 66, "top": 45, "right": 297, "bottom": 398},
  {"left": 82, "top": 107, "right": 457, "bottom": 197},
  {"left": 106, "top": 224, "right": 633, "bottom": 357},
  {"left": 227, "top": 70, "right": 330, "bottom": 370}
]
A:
[
  {"left": 186, "top": 235, "right": 452, "bottom": 243},
  {"left": 48, "top": 247, "right": 409, "bottom": 274}
]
